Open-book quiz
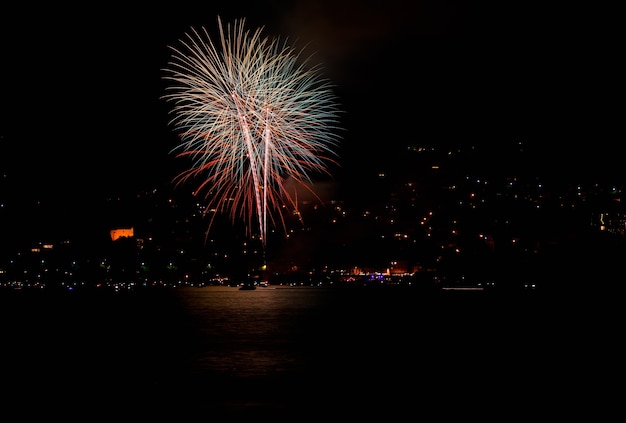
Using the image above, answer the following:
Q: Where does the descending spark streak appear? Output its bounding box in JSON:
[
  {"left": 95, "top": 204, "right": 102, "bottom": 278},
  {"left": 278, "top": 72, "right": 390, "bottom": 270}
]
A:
[
  {"left": 162, "top": 16, "right": 342, "bottom": 249},
  {"left": 231, "top": 91, "right": 264, "bottom": 247}
]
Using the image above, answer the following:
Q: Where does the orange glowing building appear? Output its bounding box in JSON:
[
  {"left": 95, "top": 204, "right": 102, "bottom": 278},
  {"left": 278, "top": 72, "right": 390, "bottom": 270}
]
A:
[{"left": 110, "top": 227, "right": 134, "bottom": 241}]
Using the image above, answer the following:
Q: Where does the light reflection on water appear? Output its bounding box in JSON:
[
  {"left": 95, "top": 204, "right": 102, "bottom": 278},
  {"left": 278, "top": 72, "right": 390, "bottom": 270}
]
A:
[{"left": 172, "top": 286, "right": 334, "bottom": 379}]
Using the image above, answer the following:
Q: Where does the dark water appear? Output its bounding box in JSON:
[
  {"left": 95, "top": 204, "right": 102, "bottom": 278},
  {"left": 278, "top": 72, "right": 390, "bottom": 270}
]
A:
[{"left": 1, "top": 286, "right": 619, "bottom": 419}]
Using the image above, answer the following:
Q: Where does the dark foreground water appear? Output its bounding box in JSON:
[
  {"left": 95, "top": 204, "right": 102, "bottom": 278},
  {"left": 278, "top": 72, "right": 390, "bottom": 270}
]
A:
[{"left": 1, "top": 285, "right": 620, "bottom": 420}]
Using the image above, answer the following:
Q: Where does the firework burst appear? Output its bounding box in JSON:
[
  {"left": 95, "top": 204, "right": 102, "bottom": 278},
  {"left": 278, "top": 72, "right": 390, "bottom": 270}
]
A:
[{"left": 162, "top": 16, "right": 342, "bottom": 249}]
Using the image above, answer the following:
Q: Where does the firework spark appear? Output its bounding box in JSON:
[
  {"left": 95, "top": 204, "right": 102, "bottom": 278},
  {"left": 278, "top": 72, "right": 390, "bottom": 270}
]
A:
[{"left": 162, "top": 16, "right": 342, "bottom": 248}]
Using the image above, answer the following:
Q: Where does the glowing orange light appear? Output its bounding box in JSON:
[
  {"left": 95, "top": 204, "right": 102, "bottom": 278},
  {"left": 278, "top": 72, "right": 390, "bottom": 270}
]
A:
[{"left": 110, "top": 228, "right": 134, "bottom": 241}]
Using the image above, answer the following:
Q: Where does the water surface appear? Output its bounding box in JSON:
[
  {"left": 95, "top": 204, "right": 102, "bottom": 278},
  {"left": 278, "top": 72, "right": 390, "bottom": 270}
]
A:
[{"left": 1, "top": 285, "right": 616, "bottom": 419}]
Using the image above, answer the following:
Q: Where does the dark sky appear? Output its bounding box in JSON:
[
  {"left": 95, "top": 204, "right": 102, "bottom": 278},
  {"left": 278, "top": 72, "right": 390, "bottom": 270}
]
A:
[{"left": 0, "top": 1, "right": 622, "bottom": 205}]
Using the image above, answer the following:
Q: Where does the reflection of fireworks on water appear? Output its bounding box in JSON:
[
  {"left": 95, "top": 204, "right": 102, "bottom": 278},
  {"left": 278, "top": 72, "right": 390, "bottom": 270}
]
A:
[{"left": 162, "top": 16, "right": 342, "bottom": 248}]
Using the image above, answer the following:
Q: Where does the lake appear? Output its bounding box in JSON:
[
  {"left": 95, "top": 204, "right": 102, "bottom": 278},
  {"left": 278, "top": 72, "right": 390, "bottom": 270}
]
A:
[{"left": 0, "top": 285, "right": 617, "bottom": 419}]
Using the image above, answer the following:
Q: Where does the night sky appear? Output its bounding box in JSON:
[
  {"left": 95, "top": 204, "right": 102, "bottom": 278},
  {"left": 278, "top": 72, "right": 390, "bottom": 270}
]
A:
[{"left": 1, "top": 1, "right": 621, "bottom": 209}]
